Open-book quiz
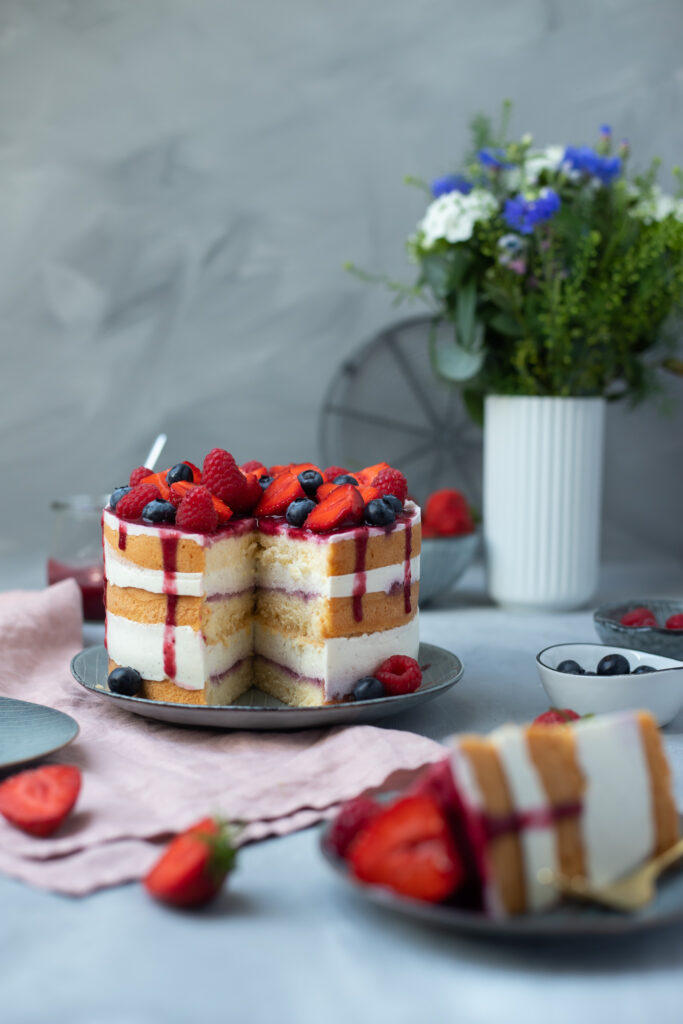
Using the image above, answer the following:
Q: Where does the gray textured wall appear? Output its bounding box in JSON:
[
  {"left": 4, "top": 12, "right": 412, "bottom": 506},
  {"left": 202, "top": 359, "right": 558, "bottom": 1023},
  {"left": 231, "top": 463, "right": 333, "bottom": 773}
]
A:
[{"left": 1, "top": 0, "right": 682, "bottom": 563}]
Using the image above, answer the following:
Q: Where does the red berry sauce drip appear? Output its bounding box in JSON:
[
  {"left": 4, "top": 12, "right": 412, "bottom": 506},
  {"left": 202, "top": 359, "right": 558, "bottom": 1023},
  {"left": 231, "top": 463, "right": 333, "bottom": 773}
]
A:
[
  {"left": 160, "top": 532, "right": 179, "bottom": 679},
  {"left": 482, "top": 801, "right": 582, "bottom": 841},
  {"left": 403, "top": 522, "right": 412, "bottom": 614},
  {"left": 352, "top": 530, "right": 368, "bottom": 622},
  {"left": 118, "top": 522, "right": 127, "bottom": 551}
]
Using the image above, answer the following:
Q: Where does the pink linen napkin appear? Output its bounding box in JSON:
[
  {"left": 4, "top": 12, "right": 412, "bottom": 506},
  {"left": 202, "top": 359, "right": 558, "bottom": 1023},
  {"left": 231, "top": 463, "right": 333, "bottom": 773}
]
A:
[{"left": 0, "top": 581, "right": 445, "bottom": 894}]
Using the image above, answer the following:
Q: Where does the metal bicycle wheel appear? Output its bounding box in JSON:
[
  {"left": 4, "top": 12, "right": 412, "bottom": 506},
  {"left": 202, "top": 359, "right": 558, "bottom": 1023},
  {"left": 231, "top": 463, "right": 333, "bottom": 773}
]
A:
[{"left": 318, "top": 315, "right": 483, "bottom": 505}]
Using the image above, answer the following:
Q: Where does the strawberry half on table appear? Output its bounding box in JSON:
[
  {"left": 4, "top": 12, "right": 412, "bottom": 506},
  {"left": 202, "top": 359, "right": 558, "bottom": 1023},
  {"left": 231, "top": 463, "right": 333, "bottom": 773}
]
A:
[
  {"left": 0, "top": 764, "right": 82, "bottom": 837},
  {"left": 144, "top": 817, "right": 238, "bottom": 908}
]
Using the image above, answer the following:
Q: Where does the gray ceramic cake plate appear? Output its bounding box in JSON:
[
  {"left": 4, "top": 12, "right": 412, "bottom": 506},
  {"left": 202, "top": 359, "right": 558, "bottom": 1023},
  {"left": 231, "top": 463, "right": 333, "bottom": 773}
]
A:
[
  {"left": 70, "top": 643, "right": 463, "bottom": 730},
  {"left": 320, "top": 815, "right": 683, "bottom": 938},
  {"left": 0, "top": 696, "right": 80, "bottom": 770}
]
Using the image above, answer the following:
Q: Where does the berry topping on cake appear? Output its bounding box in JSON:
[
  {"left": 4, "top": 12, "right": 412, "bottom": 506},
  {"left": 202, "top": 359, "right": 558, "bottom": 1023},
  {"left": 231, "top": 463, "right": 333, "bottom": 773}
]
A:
[
  {"left": 666, "top": 613, "right": 683, "bottom": 630},
  {"left": 202, "top": 448, "right": 245, "bottom": 506},
  {"left": 233, "top": 472, "right": 263, "bottom": 514},
  {"left": 258, "top": 475, "right": 273, "bottom": 490},
  {"left": 325, "top": 797, "right": 382, "bottom": 859},
  {"left": 109, "top": 485, "right": 131, "bottom": 510},
  {"left": 356, "top": 462, "right": 391, "bottom": 485},
  {"left": 364, "top": 498, "right": 397, "bottom": 527},
  {"left": 533, "top": 708, "right": 581, "bottom": 726},
  {"left": 166, "top": 463, "right": 194, "bottom": 485},
  {"left": 597, "top": 653, "right": 630, "bottom": 676},
  {"left": 304, "top": 483, "right": 364, "bottom": 532},
  {"left": 371, "top": 468, "right": 407, "bottom": 503},
  {"left": 323, "top": 466, "right": 349, "bottom": 482},
  {"left": 176, "top": 485, "right": 219, "bottom": 532},
  {"left": 168, "top": 480, "right": 193, "bottom": 507},
  {"left": 142, "top": 499, "right": 177, "bottom": 524},
  {"left": 140, "top": 471, "right": 172, "bottom": 500},
  {"left": 286, "top": 497, "right": 317, "bottom": 527},
  {"left": 241, "top": 460, "right": 266, "bottom": 475},
  {"left": 129, "top": 465, "right": 152, "bottom": 487},
  {"left": 423, "top": 488, "right": 474, "bottom": 536},
  {"left": 108, "top": 665, "right": 143, "bottom": 696},
  {"left": 333, "top": 474, "right": 359, "bottom": 486},
  {"left": 255, "top": 472, "right": 306, "bottom": 517},
  {"left": 348, "top": 795, "right": 464, "bottom": 902},
  {"left": 116, "top": 483, "right": 162, "bottom": 519},
  {"left": 298, "top": 469, "right": 324, "bottom": 496},
  {"left": 374, "top": 655, "right": 422, "bottom": 695},
  {"left": 210, "top": 494, "right": 234, "bottom": 524},
  {"left": 621, "top": 607, "right": 658, "bottom": 628},
  {"left": 381, "top": 493, "right": 403, "bottom": 516},
  {"left": 0, "top": 764, "right": 82, "bottom": 838},
  {"left": 315, "top": 481, "right": 339, "bottom": 502},
  {"left": 352, "top": 676, "right": 386, "bottom": 701},
  {"left": 358, "top": 484, "right": 382, "bottom": 504},
  {"left": 144, "top": 817, "right": 238, "bottom": 908}
]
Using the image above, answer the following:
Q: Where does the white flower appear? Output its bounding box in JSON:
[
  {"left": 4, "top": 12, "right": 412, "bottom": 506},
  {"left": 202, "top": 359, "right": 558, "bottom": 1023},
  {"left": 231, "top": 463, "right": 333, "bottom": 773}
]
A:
[
  {"left": 632, "top": 185, "right": 683, "bottom": 224},
  {"left": 418, "top": 188, "right": 498, "bottom": 248},
  {"left": 503, "top": 146, "right": 564, "bottom": 192}
]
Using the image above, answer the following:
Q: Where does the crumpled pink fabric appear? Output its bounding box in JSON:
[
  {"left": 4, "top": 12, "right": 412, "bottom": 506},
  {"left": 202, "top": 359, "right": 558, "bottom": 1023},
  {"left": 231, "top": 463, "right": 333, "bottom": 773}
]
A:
[{"left": 0, "top": 581, "right": 445, "bottom": 894}]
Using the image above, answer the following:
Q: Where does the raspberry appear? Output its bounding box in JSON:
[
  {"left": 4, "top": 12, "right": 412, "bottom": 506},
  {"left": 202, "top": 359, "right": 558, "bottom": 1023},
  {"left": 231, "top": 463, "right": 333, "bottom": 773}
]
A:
[
  {"left": 423, "top": 488, "right": 474, "bottom": 536},
  {"left": 240, "top": 460, "right": 266, "bottom": 474},
  {"left": 666, "top": 613, "right": 683, "bottom": 630},
  {"left": 374, "top": 655, "right": 422, "bottom": 696},
  {"left": 116, "top": 484, "right": 161, "bottom": 519},
  {"left": 323, "top": 465, "right": 350, "bottom": 482},
  {"left": 324, "top": 797, "right": 381, "bottom": 859},
  {"left": 129, "top": 465, "right": 151, "bottom": 487},
  {"left": 176, "top": 486, "right": 218, "bottom": 533},
  {"left": 621, "top": 607, "right": 658, "bottom": 628},
  {"left": 202, "top": 448, "right": 248, "bottom": 508},
  {"left": 372, "top": 468, "right": 407, "bottom": 504}
]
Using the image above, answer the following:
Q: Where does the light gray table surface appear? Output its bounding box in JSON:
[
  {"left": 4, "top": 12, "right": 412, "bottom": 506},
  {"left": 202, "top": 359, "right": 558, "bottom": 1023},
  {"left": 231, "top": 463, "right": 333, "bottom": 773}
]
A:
[{"left": 2, "top": 554, "right": 683, "bottom": 1024}]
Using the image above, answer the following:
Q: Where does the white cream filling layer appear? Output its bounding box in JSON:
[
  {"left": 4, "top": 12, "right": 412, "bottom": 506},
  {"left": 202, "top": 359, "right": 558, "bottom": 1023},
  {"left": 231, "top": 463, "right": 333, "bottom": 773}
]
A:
[
  {"left": 573, "top": 712, "right": 655, "bottom": 886},
  {"left": 104, "top": 540, "right": 254, "bottom": 598},
  {"left": 490, "top": 725, "right": 557, "bottom": 911},
  {"left": 254, "top": 615, "right": 419, "bottom": 700},
  {"left": 106, "top": 614, "right": 252, "bottom": 690},
  {"left": 256, "top": 556, "right": 420, "bottom": 599}
]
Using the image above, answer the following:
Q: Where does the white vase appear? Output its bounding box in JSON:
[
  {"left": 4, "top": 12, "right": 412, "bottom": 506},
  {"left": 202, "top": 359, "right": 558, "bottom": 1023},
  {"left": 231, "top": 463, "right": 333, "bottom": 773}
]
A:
[{"left": 483, "top": 395, "right": 606, "bottom": 611}]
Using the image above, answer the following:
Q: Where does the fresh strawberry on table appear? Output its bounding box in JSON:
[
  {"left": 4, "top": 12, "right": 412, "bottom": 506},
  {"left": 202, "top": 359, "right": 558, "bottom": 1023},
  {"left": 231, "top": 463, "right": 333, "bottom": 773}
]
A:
[
  {"left": 349, "top": 794, "right": 464, "bottom": 902},
  {"left": 144, "top": 817, "right": 238, "bottom": 908},
  {"left": 0, "top": 764, "right": 82, "bottom": 837}
]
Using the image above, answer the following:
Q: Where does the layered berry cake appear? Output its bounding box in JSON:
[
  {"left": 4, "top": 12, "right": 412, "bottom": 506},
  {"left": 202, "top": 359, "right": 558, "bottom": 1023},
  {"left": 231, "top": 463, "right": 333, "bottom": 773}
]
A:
[
  {"left": 103, "top": 452, "right": 421, "bottom": 706},
  {"left": 329, "top": 710, "right": 679, "bottom": 915}
]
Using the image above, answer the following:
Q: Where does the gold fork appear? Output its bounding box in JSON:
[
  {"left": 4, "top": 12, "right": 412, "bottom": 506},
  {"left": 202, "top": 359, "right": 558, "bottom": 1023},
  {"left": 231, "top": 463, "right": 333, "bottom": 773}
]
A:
[{"left": 537, "top": 838, "right": 683, "bottom": 912}]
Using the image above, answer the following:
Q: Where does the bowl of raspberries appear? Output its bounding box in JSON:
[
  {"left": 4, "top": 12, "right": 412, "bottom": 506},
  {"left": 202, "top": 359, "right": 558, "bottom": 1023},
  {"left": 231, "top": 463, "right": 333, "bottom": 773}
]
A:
[
  {"left": 593, "top": 599, "right": 683, "bottom": 661},
  {"left": 418, "top": 488, "right": 479, "bottom": 606}
]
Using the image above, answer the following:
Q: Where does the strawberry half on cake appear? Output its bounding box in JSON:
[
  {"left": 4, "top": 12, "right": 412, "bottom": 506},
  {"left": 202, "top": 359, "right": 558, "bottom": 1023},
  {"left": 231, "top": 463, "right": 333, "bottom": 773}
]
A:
[{"left": 102, "top": 454, "right": 421, "bottom": 707}]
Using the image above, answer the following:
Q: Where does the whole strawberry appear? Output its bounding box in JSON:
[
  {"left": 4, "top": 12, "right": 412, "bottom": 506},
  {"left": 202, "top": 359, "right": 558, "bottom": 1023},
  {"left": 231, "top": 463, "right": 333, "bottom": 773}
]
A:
[
  {"left": 144, "top": 817, "right": 237, "bottom": 908},
  {"left": 533, "top": 707, "right": 581, "bottom": 726}
]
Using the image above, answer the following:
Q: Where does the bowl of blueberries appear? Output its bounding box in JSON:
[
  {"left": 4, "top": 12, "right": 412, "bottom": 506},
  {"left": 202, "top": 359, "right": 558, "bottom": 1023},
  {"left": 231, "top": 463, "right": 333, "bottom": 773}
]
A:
[
  {"left": 593, "top": 599, "right": 683, "bottom": 660},
  {"left": 536, "top": 642, "right": 683, "bottom": 726}
]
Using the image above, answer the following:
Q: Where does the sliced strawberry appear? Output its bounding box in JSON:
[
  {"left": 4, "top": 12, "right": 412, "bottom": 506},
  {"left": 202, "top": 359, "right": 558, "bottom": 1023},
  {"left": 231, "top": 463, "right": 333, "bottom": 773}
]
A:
[
  {"left": 356, "top": 462, "right": 392, "bottom": 486},
  {"left": 255, "top": 473, "right": 306, "bottom": 517},
  {"left": 169, "top": 480, "right": 195, "bottom": 507},
  {"left": 210, "top": 494, "right": 234, "bottom": 524},
  {"left": 349, "top": 795, "right": 463, "bottom": 902},
  {"left": 141, "top": 471, "right": 172, "bottom": 500},
  {"left": 230, "top": 472, "right": 261, "bottom": 514},
  {"left": 240, "top": 459, "right": 266, "bottom": 475},
  {"left": 287, "top": 462, "right": 320, "bottom": 476},
  {"left": 184, "top": 461, "right": 202, "bottom": 484},
  {"left": 144, "top": 817, "right": 237, "bottom": 908},
  {"left": 304, "top": 483, "right": 364, "bottom": 532},
  {"left": 325, "top": 797, "right": 382, "bottom": 859},
  {"left": 316, "top": 481, "right": 339, "bottom": 502},
  {"left": 359, "top": 484, "right": 382, "bottom": 504},
  {"left": 0, "top": 764, "right": 81, "bottom": 838},
  {"left": 268, "top": 464, "right": 289, "bottom": 477},
  {"left": 532, "top": 707, "right": 581, "bottom": 726}
]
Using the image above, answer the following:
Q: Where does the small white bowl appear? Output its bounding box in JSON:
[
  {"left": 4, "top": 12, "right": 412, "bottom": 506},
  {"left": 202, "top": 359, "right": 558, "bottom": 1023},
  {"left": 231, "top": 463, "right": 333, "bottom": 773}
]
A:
[{"left": 536, "top": 643, "right": 683, "bottom": 726}]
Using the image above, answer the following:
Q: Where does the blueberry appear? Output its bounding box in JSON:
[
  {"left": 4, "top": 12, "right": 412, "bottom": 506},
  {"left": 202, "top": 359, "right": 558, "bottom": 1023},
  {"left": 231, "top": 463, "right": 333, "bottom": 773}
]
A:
[
  {"left": 334, "top": 474, "right": 359, "bottom": 486},
  {"left": 365, "top": 498, "right": 396, "bottom": 527},
  {"left": 108, "top": 666, "right": 142, "bottom": 696},
  {"left": 382, "top": 493, "right": 403, "bottom": 516},
  {"left": 298, "top": 470, "right": 324, "bottom": 496},
  {"left": 259, "top": 475, "right": 273, "bottom": 490},
  {"left": 557, "top": 659, "right": 584, "bottom": 675},
  {"left": 286, "top": 497, "right": 316, "bottom": 527},
  {"left": 633, "top": 665, "right": 656, "bottom": 674},
  {"left": 597, "top": 653, "right": 631, "bottom": 676},
  {"left": 109, "top": 485, "right": 131, "bottom": 510},
  {"left": 142, "top": 500, "right": 177, "bottom": 524},
  {"left": 166, "top": 462, "right": 193, "bottom": 485},
  {"left": 353, "top": 676, "right": 386, "bottom": 701}
]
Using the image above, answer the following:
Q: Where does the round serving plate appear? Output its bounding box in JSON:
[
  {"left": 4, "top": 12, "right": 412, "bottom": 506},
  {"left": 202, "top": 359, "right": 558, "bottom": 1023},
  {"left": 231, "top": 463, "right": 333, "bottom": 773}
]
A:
[
  {"left": 320, "top": 814, "right": 683, "bottom": 938},
  {"left": 0, "top": 696, "right": 80, "bottom": 771},
  {"left": 70, "top": 643, "right": 464, "bottom": 731}
]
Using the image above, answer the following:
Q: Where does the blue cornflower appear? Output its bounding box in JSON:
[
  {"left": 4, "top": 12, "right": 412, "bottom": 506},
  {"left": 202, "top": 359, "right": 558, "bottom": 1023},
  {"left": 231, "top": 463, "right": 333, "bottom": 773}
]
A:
[
  {"left": 564, "top": 145, "right": 621, "bottom": 184},
  {"left": 478, "top": 148, "right": 512, "bottom": 171},
  {"left": 430, "top": 174, "right": 473, "bottom": 198},
  {"left": 600, "top": 124, "right": 612, "bottom": 137},
  {"left": 503, "top": 189, "right": 561, "bottom": 235}
]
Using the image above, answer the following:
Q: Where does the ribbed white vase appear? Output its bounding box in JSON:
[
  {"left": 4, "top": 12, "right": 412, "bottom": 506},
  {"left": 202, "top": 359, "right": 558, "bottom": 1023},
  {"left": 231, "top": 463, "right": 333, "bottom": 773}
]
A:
[{"left": 483, "top": 395, "right": 606, "bottom": 611}]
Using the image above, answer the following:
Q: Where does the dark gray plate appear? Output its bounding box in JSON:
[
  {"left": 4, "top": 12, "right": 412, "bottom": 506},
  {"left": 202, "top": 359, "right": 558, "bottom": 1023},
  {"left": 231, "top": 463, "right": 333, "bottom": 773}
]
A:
[
  {"left": 0, "top": 696, "right": 79, "bottom": 770},
  {"left": 320, "top": 815, "right": 683, "bottom": 937},
  {"left": 70, "top": 643, "right": 463, "bottom": 730}
]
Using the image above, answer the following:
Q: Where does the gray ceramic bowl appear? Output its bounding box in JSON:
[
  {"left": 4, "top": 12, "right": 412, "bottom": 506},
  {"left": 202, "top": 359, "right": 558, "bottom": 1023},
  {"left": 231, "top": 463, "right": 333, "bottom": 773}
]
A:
[
  {"left": 594, "top": 598, "right": 683, "bottom": 660},
  {"left": 418, "top": 530, "right": 480, "bottom": 606}
]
